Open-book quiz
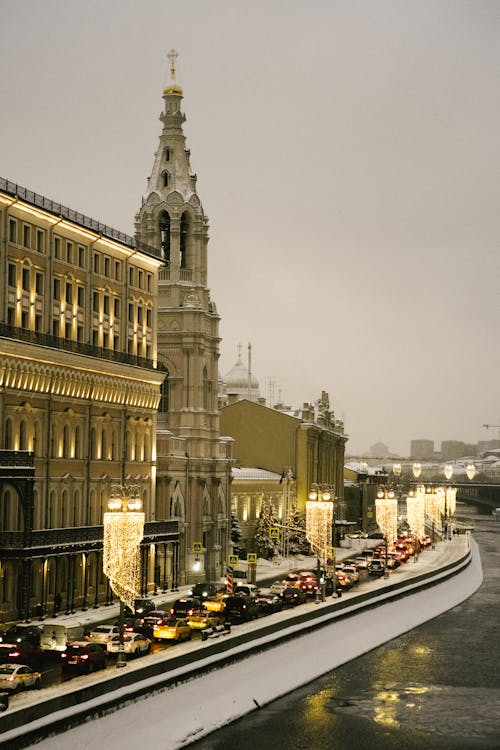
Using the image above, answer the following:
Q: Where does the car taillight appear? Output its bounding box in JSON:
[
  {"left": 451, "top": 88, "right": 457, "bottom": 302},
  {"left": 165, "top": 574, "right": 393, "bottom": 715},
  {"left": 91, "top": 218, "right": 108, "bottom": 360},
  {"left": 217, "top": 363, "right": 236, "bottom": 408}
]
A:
[
  {"left": 61, "top": 653, "right": 67, "bottom": 659},
  {"left": 187, "top": 609, "right": 193, "bottom": 616},
  {"left": 9, "top": 651, "right": 20, "bottom": 658},
  {"left": 170, "top": 608, "right": 174, "bottom": 615},
  {"left": 6, "top": 676, "right": 14, "bottom": 682},
  {"left": 81, "top": 654, "right": 88, "bottom": 660}
]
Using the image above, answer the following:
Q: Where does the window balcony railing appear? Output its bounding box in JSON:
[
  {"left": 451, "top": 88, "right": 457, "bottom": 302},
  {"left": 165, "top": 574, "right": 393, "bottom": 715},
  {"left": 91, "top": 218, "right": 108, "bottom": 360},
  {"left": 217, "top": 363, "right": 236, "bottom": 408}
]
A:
[
  {"left": 0, "top": 177, "right": 162, "bottom": 261},
  {"left": 0, "top": 520, "right": 179, "bottom": 552},
  {"left": 0, "top": 323, "right": 168, "bottom": 372}
]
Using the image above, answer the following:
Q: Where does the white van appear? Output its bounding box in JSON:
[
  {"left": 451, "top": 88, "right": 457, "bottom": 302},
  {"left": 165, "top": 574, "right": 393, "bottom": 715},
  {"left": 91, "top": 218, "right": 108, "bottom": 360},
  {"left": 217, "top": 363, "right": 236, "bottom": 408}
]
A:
[
  {"left": 233, "top": 583, "right": 260, "bottom": 598},
  {"left": 40, "top": 621, "right": 85, "bottom": 652}
]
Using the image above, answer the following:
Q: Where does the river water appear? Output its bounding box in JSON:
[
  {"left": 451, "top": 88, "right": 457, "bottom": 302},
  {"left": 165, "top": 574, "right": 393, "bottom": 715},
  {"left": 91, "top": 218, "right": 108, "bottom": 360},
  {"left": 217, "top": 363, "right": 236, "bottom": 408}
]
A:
[{"left": 190, "top": 508, "right": 500, "bottom": 750}]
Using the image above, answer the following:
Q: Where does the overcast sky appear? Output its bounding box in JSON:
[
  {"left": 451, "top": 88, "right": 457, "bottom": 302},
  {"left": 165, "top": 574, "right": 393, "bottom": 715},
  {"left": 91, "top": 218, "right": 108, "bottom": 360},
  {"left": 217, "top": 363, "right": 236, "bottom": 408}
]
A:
[{"left": 1, "top": 0, "right": 498, "bottom": 456}]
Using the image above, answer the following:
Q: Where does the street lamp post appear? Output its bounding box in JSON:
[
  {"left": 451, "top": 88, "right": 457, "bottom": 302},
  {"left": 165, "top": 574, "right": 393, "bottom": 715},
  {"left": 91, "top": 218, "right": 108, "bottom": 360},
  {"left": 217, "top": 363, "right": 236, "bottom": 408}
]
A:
[
  {"left": 307, "top": 484, "right": 337, "bottom": 600},
  {"left": 103, "top": 484, "right": 145, "bottom": 668}
]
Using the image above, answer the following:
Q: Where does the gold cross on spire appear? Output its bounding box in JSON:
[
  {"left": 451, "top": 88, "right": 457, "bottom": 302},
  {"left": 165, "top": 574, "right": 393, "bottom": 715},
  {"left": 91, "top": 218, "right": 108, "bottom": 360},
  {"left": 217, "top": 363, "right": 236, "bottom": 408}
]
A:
[{"left": 167, "top": 49, "right": 179, "bottom": 81}]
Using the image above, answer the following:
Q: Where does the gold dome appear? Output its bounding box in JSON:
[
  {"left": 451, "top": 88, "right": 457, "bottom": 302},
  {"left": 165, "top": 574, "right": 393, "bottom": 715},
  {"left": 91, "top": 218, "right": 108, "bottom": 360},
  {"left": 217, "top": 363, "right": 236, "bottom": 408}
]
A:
[{"left": 164, "top": 84, "right": 183, "bottom": 96}]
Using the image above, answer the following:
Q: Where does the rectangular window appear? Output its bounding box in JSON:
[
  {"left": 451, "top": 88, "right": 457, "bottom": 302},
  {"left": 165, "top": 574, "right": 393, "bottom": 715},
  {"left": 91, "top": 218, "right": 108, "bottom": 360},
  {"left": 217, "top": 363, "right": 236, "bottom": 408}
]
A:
[
  {"left": 36, "top": 272, "right": 43, "bottom": 294},
  {"left": 128, "top": 303, "right": 134, "bottom": 322},
  {"left": 147, "top": 273, "right": 152, "bottom": 292},
  {"left": 52, "top": 319, "right": 59, "bottom": 337},
  {"left": 53, "top": 278, "right": 61, "bottom": 300},
  {"left": 93, "top": 291, "right": 99, "bottom": 312},
  {"left": 9, "top": 219, "right": 17, "bottom": 243},
  {"left": 127, "top": 338, "right": 134, "bottom": 354},
  {"left": 103, "top": 332, "right": 109, "bottom": 348},
  {"left": 54, "top": 236, "right": 61, "bottom": 259},
  {"left": 22, "top": 267, "right": 30, "bottom": 291},
  {"left": 78, "top": 245, "right": 85, "bottom": 267},
  {"left": 92, "top": 329, "right": 99, "bottom": 347},
  {"left": 23, "top": 224, "right": 31, "bottom": 248},
  {"left": 36, "top": 230, "right": 45, "bottom": 253},
  {"left": 65, "top": 283, "right": 73, "bottom": 304},
  {"left": 21, "top": 311, "right": 29, "bottom": 329},
  {"left": 129, "top": 266, "right": 134, "bottom": 285},
  {"left": 35, "top": 314, "right": 42, "bottom": 332},
  {"left": 138, "top": 270, "right": 144, "bottom": 288},
  {"left": 114, "top": 260, "right": 121, "bottom": 281},
  {"left": 114, "top": 298, "right": 120, "bottom": 317},
  {"left": 113, "top": 334, "right": 120, "bottom": 350},
  {"left": 77, "top": 285, "right": 85, "bottom": 307},
  {"left": 8, "top": 263, "right": 16, "bottom": 287},
  {"left": 146, "top": 308, "right": 152, "bottom": 327},
  {"left": 104, "top": 256, "right": 110, "bottom": 277},
  {"left": 65, "top": 322, "right": 72, "bottom": 339},
  {"left": 93, "top": 253, "right": 100, "bottom": 274},
  {"left": 66, "top": 241, "right": 73, "bottom": 264},
  {"left": 77, "top": 325, "right": 84, "bottom": 342},
  {"left": 7, "top": 307, "right": 15, "bottom": 326},
  {"left": 137, "top": 306, "right": 143, "bottom": 325},
  {"left": 103, "top": 295, "right": 110, "bottom": 315}
]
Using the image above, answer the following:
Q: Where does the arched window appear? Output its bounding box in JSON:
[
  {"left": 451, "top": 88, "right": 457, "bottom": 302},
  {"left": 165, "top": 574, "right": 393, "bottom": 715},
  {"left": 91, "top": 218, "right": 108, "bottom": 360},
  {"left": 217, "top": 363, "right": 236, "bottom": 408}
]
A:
[
  {"left": 4, "top": 418, "right": 13, "bottom": 450},
  {"left": 19, "top": 419, "right": 27, "bottom": 451},
  {"left": 180, "top": 212, "right": 189, "bottom": 269},
  {"left": 63, "top": 425, "right": 70, "bottom": 458},
  {"left": 159, "top": 211, "right": 171, "bottom": 264},
  {"left": 159, "top": 375, "right": 169, "bottom": 413},
  {"left": 162, "top": 171, "right": 170, "bottom": 188},
  {"left": 164, "top": 147, "right": 171, "bottom": 162},
  {"left": 74, "top": 426, "right": 81, "bottom": 459}
]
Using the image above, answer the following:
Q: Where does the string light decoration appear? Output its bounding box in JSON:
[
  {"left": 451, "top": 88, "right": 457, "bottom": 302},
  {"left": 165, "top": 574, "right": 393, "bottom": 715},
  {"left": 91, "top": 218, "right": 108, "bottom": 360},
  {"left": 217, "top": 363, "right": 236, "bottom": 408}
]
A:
[
  {"left": 406, "top": 487, "right": 425, "bottom": 539},
  {"left": 103, "top": 485, "right": 145, "bottom": 611},
  {"left": 375, "top": 489, "right": 398, "bottom": 544},
  {"left": 306, "top": 500, "right": 333, "bottom": 563},
  {"left": 424, "top": 487, "right": 445, "bottom": 528}
]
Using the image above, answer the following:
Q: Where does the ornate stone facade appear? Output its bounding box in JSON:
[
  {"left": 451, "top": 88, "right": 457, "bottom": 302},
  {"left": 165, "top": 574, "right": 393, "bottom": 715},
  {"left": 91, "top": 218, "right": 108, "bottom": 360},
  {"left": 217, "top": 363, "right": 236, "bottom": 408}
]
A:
[{"left": 135, "top": 57, "right": 233, "bottom": 584}]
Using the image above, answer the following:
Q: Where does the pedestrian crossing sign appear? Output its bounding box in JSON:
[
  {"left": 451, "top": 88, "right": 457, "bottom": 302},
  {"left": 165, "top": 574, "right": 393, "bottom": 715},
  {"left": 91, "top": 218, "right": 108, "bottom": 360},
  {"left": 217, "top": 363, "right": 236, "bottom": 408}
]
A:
[{"left": 228, "top": 554, "right": 239, "bottom": 565}]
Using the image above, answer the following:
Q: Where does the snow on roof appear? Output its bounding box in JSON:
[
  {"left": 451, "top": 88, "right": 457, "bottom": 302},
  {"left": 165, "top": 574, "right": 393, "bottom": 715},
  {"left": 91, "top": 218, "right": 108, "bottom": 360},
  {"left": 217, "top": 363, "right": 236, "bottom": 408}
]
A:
[{"left": 232, "top": 467, "right": 282, "bottom": 481}]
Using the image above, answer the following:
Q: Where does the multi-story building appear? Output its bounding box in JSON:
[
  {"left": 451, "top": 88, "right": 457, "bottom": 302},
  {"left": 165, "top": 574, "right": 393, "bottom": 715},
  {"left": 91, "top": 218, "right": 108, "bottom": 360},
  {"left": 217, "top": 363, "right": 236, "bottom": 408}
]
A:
[
  {"left": 440, "top": 441, "right": 466, "bottom": 461},
  {"left": 134, "top": 54, "right": 233, "bottom": 584},
  {"left": 0, "top": 178, "right": 177, "bottom": 622},
  {"left": 410, "top": 439, "right": 435, "bottom": 460}
]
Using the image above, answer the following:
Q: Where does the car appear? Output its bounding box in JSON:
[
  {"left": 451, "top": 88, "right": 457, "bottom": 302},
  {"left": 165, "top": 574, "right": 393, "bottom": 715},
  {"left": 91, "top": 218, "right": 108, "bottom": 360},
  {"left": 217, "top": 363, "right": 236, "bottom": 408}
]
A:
[
  {"left": 0, "top": 663, "right": 41, "bottom": 692},
  {"left": 202, "top": 596, "right": 227, "bottom": 613},
  {"left": 342, "top": 559, "right": 360, "bottom": 569},
  {"left": 170, "top": 598, "right": 202, "bottom": 617},
  {"left": 282, "top": 587, "right": 307, "bottom": 606},
  {"left": 187, "top": 608, "right": 225, "bottom": 631},
  {"left": 0, "top": 625, "right": 41, "bottom": 647},
  {"left": 61, "top": 641, "right": 108, "bottom": 673},
  {"left": 335, "top": 569, "right": 354, "bottom": 590},
  {"left": 223, "top": 595, "right": 259, "bottom": 623},
  {"left": 298, "top": 572, "right": 319, "bottom": 597},
  {"left": 233, "top": 583, "right": 260, "bottom": 598},
  {"left": 189, "top": 582, "right": 224, "bottom": 599},
  {"left": 368, "top": 559, "right": 386, "bottom": 577},
  {"left": 107, "top": 632, "right": 151, "bottom": 656},
  {"left": 255, "top": 595, "right": 283, "bottom": 615},
  {"left": 355, "top": 557, "right": 370, "bottom": 570},
  {"left": 132, "top": 599, "right": 156, "bottom": 616},
  {"left": 269, "top": 580, "right": 287, "bottom": 597},
  {"left": 284, "top": 573, "right": 301, "bottom": 586},
  {"left": 87, "top": 625, "right": 120, "bottom": 645},
  {"left": 136, "top": 611, "right": 169, "bottom": 637},
  {"left": 153, "top": 617, "right": 192, "bottom": 642},
  {"left": 342, "top": 565, "right": 360, "bottom": 584},
  {"left": 0, "top": 637, "right": 42, "bottom": 664}
]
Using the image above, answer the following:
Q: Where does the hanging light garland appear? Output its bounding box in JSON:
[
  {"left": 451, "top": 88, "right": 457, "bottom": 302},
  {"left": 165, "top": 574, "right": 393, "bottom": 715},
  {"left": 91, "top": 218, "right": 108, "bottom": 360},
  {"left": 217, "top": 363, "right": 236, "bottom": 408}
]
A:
[
  {"left": 406, "top": 488, "right": 425, "bottom": 539},
  {"left": 375, "top": 489, "right": 398, "bottom": 544},
  {"left": 103, "top": 486, "right": 145, "bottom": 611}
]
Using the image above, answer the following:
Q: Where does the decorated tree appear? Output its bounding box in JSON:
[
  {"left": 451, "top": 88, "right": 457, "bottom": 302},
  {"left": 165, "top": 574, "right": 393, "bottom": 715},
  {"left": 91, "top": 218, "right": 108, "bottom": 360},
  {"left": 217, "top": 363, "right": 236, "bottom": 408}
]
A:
[
  {"left": 254, "top": 497, "right": 280, "bottom": 559},
  {"left": 286, "top": 500, "right": 310, "bottom": 555},
  {"left": 230, "top": 513, "right": 243, "bottom": 554}
]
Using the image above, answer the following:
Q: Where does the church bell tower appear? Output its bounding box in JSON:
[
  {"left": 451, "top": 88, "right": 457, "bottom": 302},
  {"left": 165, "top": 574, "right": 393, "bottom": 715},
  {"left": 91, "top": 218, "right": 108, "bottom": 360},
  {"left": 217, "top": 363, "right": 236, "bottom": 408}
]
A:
[{"left": 135, "top": 51, "right": 233, "bottom": 584}]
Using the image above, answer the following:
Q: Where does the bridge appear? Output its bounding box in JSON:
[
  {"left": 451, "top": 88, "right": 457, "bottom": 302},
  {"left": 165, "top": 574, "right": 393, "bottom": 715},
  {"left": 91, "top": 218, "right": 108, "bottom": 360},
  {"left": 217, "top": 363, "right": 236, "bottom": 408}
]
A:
[{"left": 455, "top": 482, "right": 500, "bottom": 512}]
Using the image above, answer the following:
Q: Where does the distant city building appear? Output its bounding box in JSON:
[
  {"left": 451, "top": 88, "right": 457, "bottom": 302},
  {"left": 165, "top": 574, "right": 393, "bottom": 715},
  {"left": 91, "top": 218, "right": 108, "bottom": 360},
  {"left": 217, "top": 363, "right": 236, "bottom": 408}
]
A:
[
  {"left": 410, "top": 439, "right": 435, "bottom": 459},
  {"left": 369, "top": 442, "right": 390, "bottom": 458},
  {"left": 441, "top": 441, "right": 466, "bottom": 461}
]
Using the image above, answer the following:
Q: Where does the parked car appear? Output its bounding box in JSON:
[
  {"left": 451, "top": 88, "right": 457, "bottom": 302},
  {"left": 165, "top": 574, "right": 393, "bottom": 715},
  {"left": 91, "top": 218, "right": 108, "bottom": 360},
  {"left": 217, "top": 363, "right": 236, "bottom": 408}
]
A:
[
  {"left": 0, "top": 663, "right": 41, "bottom": 692},
  {"left": 223, "top": 595, "right": 259, "bottom": 623},
  {"left": 233, "top": 583, "right": 260, "bottom": 598},
  {"left": 61, "top": 641, "right": 108, "bottom": 673},
  {"left": 87, "top": 625, "right": 120, "bottom": 645},
  {"left": 107, "top": 632, "right": 151, "bottom": 656},
  {"left": 255, "top": 595, "right": 283, "bottom": 615},
  {"left": 170, "top": 598, "right": 202, "bottom": 618},
  {"left": 153, "top": 617, "right": 192, "bottom": 643},
  {"left": 282, "top": 587, "right": 307, "bottom": 606},
  {"left": 187, "top": 608, "right": 225, "bottom": 631}
]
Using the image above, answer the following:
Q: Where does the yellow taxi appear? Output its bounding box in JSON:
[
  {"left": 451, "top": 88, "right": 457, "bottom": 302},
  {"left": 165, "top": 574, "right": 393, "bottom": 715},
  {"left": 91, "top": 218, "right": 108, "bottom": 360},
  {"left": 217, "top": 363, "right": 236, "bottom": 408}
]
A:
[
  {"left": 203, "top": 595, "right": 227, "bottom": 613},
  {"left": 153, "top": 617, "right": 192, "bottom": 643},
  {"left": 187, "top": 608, "right": 225, "bottom": 631}
]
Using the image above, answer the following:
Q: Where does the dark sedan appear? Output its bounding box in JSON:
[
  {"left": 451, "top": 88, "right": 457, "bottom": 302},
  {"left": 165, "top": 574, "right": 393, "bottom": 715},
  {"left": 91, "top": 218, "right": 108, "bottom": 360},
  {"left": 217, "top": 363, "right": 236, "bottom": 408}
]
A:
[{"left": 255, "top": 595, "right": 283, "bottom": 615}]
